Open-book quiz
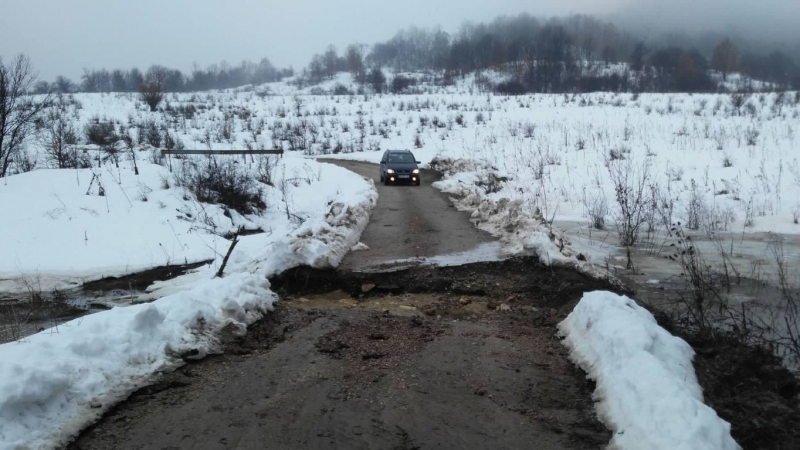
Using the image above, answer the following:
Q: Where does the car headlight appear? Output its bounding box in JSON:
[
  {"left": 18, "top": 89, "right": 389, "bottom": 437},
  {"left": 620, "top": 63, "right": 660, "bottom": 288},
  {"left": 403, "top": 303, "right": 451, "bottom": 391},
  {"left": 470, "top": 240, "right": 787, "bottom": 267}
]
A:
[
  {"left": 412, "top": 169, "right": 420, "bottom": 174},
  {"left": 387, "top": 169, "right": 395, "bottom": 174}
]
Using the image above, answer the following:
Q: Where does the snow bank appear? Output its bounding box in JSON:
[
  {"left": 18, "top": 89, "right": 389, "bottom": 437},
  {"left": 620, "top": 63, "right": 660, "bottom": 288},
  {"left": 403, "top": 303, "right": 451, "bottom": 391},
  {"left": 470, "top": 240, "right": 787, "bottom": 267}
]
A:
[
  {"left": 0, "top": 159, "right": 377, "bottom": 450},
  {"left": 0, "top": 158, "right": 249, "bottom": 293},
  {"left": 430, "top": 157, "right": 611, "bottom": 280},
  {"left": 0, "top": 271, "right": 273, "bottom": 450},
  {"left": 558, "top": 292, "right": 739, "bottom": 450}
]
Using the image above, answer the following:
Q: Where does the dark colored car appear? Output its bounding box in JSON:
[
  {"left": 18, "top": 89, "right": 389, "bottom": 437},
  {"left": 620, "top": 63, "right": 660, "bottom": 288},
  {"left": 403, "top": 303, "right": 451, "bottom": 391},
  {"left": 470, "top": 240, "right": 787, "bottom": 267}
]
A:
[{"left": 379, "top": 150, "right": 421, "bottom": 186}]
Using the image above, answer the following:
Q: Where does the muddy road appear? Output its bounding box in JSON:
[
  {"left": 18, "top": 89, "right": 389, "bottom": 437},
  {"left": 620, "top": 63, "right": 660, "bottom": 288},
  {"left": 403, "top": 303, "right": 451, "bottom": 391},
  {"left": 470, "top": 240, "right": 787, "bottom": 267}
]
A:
[
  {"left": 319, "top": 159, "right": 495, "bottom": 271},
  {"left": 69, "top": 259, "right": 617, "bottom": 450}
]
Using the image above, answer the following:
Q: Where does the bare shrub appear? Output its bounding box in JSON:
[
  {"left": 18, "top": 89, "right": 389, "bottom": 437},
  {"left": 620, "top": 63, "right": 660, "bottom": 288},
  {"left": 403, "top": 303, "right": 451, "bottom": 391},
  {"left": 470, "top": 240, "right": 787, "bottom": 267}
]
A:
[
  {"left": 665, "top": 227, "right": 723, "bottom": 330},
  {"left": 84, "top": 119, "right": 120, "bottom": 167},
  {"left": 39, "top": 96, "right": 87, "bottom": 168},
  {"left": 685, "top": 179, "right": 706, "bottom": 231},
  {"left": 607, "top": 157, "right": 651, "bottom": 248},
  {"left": 414, "top": 133, "right": 423, "bottom": 148},
  {"left": 771, "top": 238, "right": 800, "bottom": 366},
  {"left": 583, "top": 189, "right": 608, "bottom": 230},
  {"left": 722, "top": 155, "right": 734, "bottom": 168},
  {"left": 255, "top": 155, "right": 278, "bottom": 186},
  {"left": 745, "top": 126, "right": 760, "bottom": 146},
  {"left": 174, "top": 156, "right": 266, "bottom": 214},
  {"left": 608, "top": 146, "right": 630, "bottom": 161},
  {"left": 139, "top": 66, "right": 166, "bottom": 112}
]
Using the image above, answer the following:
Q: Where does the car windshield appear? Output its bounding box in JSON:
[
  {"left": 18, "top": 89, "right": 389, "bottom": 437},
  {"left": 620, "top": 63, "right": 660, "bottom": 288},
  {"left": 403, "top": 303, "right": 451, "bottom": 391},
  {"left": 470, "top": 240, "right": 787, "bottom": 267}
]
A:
[{"left": 388, "top": 153, "right": 415, "bottom": 163}]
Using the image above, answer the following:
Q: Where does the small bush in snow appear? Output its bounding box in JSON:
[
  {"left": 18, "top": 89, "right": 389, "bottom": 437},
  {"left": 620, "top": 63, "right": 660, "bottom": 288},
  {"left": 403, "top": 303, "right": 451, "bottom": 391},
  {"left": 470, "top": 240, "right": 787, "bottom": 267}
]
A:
[
  {"left": 745, "top": 126, "right": 760, "bottom": 146},
  {"left": 722, "top": 155, "right": 734, "bottom": 167},
  {"left": 607, "top": 158, "right": 652, "bottom": 249},
  {"left": 583, "top": 190, "right": 608, "bottom": 230},
  {"left": 414, "top": 133, "right": 423, "bottom": 148},
  {"left": 175, "top": 157, "right": 266, "bottom": 214}
]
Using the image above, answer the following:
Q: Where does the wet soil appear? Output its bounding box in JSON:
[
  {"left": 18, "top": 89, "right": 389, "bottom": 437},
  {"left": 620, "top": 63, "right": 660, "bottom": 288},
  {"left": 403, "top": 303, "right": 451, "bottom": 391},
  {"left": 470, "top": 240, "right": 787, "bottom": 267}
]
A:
[
  {"left": 626, "top": 280, "right": 800, "bottom": 450},
  {"left": 67, "top": 257, "right": 616, "bottom": 450},
  {"left": 690, "top": 335, "right": 800, "bottom": 450}
]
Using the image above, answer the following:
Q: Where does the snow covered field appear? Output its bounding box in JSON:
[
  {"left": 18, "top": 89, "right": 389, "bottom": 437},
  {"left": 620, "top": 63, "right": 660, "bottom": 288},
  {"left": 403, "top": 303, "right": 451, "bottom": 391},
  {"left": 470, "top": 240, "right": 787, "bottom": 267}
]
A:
[{"left": 13, "top": 73, "right": 797, "bottom": 277}]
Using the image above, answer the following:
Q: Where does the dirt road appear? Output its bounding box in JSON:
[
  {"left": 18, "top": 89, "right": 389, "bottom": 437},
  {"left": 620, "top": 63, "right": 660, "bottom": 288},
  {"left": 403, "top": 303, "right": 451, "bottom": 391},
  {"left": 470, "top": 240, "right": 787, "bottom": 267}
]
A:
[
  {"left": 69, "top": 260, "right": 614, "bottom": 450},
  {"left": 319, "top": 160, "right": 495, "bottom": 271},
  {"left": 67, "top": 161, "right": 615, "bottom": 450}
]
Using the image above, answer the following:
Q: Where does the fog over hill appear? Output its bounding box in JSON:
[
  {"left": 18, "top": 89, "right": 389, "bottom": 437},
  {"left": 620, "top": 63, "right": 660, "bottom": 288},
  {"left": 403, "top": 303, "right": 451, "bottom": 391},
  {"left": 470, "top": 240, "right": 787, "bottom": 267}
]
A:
[{"left": 1, "top": 0, "right": 798, "bottom": 80}]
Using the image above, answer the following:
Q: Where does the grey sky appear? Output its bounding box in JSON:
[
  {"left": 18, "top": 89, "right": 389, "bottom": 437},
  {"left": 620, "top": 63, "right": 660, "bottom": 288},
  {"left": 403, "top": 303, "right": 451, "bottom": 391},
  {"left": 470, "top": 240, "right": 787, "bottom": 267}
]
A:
[{"left": 2, "top": 0, "right": 798, "bottom": 81}]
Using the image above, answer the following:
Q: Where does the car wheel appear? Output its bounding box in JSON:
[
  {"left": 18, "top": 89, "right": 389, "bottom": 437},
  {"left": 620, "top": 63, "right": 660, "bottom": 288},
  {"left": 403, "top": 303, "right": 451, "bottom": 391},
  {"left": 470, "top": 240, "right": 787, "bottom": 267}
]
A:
[
  {"left": 415, "top": 179, "right": 421, "bottom": 186},
  {"left": 384, "top": 177, "right": 391, "bottom": 186},
  {"left": 380, "top": 173, "right": 384, "bottom": 182}
]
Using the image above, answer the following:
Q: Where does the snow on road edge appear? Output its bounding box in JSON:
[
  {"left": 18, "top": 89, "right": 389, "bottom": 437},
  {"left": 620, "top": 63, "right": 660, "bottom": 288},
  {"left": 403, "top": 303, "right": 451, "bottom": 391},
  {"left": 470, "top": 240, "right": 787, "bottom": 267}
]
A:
[
  {"left": 558, "top": 291, "right": 740, "bottom": 450},
  {"left": 429, "top": 157, "right": 613, "bottom": 281},
  {"left": 0, "top": 172, "right": 377, "bottom": 450}
]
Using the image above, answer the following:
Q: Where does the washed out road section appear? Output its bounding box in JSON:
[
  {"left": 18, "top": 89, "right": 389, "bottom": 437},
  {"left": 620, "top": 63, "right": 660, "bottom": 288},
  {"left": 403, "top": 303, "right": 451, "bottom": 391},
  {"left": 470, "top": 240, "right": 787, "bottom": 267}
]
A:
[{"left": 67, "top": 258, "right": 614, "bottom": 450}]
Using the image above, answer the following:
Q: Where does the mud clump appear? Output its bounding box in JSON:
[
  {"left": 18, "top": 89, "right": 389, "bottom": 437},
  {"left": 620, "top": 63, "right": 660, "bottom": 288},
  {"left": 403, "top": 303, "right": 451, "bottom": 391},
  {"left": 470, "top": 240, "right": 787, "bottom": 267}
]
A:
[
  {"left": 315, "top": 314, "right": 447, "bottom": 393},
  {"left": 689, "top": 334, "right": 800, "bottom": 450}
]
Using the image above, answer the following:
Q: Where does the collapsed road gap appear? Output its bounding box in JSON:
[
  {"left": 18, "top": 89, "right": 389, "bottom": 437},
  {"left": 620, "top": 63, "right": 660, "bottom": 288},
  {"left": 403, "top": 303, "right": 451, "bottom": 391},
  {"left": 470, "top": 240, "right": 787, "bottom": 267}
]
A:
[{"left": 269, "top": 256, "right": 626, "bottom": 311}]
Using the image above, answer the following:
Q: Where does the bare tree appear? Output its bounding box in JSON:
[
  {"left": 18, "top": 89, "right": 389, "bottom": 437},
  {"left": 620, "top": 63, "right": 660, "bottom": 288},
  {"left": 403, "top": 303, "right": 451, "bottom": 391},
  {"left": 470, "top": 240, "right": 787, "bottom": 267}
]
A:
[
  {"left": 711, "top": 39, "right": 738, "bottom": 81},
  {"left": 39, "top": 95, "right": 83, "bottom": 168},
  {"left": 322, "top": 45, "right": 339, "bottom": 79},
  {"left": 53, "top": 76, "right": 75, "bottom": 94},
  {"left": 139, "top": 66, "right": 166, "bottom": 112},
  {"left": 0, "top": 54, "right": 52, "bottom": 177},
  {"left": 84, "top": 119, "right": 120, "bottom": 167},
  {"left": 345, "top": 44, "right": 366, "bottom": 82}
]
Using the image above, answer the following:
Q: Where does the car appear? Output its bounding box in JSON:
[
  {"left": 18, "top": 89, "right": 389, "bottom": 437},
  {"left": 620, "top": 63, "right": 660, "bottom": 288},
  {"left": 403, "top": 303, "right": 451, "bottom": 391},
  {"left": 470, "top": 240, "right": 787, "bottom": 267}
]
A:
[{"left": 379, "top": 150, "right": 421, "bottom": 186}]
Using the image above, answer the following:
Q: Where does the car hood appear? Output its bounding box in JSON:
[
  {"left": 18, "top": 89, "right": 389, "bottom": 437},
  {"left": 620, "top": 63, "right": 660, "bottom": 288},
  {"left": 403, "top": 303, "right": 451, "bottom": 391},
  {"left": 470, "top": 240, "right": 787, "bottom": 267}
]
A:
[{"left": 386, "top": 162, "right": 418, "bottom": 171}]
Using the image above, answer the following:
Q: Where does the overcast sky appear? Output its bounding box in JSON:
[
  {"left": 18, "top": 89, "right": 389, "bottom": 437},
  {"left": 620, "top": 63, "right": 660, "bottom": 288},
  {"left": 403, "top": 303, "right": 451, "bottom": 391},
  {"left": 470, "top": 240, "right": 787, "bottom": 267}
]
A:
[{"left": 2, "top": 0, "right": 799, "bottom": 81}]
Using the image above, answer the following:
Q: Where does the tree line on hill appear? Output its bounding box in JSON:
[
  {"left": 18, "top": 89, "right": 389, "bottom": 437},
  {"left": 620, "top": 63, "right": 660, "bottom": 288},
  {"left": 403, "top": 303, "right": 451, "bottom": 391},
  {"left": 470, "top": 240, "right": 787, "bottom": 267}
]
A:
[
  {"left": 303, "top": 14, "right": 800, "bottom": 94},
  {"left": 26, "top": 13, "right": 800, "bottom": 96},
  {"left": 33, "top": 58, "right": 293, "bottom": 95}
]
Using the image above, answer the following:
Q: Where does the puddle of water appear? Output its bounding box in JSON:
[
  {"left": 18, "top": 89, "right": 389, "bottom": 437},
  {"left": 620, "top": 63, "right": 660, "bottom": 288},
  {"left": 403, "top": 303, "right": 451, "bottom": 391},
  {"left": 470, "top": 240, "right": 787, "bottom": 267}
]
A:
[
  {"left": 554, "top": 219, "right": 800, "bottom": 284},
  {"left": 356, "top": 241, "right": 505, "bottom": 273},
  {"left": 1, "top": 285, "right": 153, "bottom": 344},
  {"left": 555, "top": 219, "right": 800, "bottom": 369}
]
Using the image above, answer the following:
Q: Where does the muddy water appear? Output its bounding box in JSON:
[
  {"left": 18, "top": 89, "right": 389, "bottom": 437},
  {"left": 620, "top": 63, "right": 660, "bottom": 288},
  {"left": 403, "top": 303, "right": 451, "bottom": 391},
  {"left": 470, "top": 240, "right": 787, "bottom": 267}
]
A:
[
  {"left": 0, "top": 262, "right": 209, "bottom": 343},
  {"left": 556, "top": 220, "right": 800, "bottom": 282},
  {"left": 556, "top": 219, "right": 800, "bottom": 368}
]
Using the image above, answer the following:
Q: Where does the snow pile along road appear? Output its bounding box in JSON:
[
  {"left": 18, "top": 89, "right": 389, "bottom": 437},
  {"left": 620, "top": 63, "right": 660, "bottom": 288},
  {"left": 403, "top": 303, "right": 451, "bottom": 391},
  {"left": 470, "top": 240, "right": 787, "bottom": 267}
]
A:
[
  {"left": 0, "top": 160, "right": 377, "bottom": 450},
  {"left": 429, "top": 157, "right": 608, "bottom": 278},
  {"left": 558, "top": 291, "right": 740, "bottom": 450}
]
